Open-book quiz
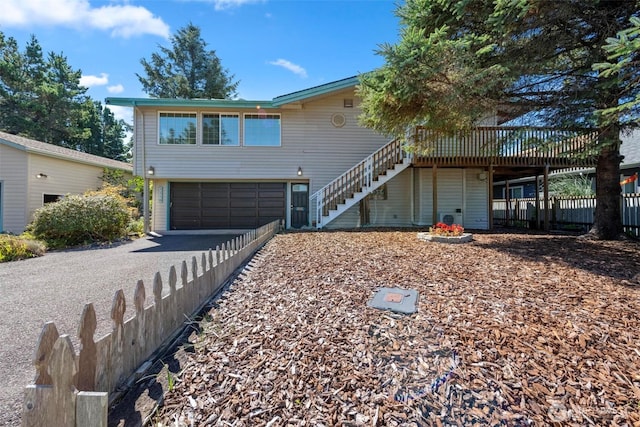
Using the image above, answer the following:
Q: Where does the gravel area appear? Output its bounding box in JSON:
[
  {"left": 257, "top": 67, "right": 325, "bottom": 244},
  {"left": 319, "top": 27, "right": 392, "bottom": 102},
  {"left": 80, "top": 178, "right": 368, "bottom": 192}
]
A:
[
  {"left": 154, "top": 230, "right": 640, "bottom": 426},
  {"left": 0, "top": 233, "right": 239, "bottom": 426}
]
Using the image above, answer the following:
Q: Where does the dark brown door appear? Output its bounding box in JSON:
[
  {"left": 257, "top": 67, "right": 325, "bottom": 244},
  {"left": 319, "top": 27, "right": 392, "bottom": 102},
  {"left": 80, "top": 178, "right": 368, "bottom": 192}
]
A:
[{"left": 291, "top": 183, "right": 309, "bottom": 228}]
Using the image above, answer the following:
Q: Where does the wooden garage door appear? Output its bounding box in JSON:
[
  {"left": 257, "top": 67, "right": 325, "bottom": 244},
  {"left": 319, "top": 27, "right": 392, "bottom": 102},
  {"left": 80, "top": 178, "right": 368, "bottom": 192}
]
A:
[{"left": 170, "top": 182, "right": 285, "bottom": 230}]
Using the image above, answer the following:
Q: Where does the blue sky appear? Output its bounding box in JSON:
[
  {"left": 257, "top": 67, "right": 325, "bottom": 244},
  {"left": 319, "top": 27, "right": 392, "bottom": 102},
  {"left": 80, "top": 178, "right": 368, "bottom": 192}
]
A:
[{"left": 0, "top": 0, "right": 400, "bottom": 122}]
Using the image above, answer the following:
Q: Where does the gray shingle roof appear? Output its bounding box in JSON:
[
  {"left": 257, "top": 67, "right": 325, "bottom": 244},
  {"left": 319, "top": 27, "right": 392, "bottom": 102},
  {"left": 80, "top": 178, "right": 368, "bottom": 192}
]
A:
[{"left": 0, "top": 131, "right": 132, "bottom": 171}]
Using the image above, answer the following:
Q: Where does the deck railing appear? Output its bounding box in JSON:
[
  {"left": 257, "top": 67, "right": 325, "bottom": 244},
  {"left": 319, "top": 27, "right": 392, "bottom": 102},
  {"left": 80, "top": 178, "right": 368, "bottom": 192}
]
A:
[
  {"left": 310, "top": 137, "right": 408, "bottom": 226},
  {"left": 413, "top": 126, "right": 599, "bottom": 167}
]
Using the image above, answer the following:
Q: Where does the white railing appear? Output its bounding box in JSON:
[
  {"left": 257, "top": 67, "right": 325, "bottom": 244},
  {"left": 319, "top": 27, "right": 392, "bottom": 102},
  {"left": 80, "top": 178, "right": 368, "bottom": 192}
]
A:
[
  {"left": 493, "top": 194, "right": 640, "bottom": 237},
  {"left": 310, "top": 138, "right": 410, "bottom": 228}
]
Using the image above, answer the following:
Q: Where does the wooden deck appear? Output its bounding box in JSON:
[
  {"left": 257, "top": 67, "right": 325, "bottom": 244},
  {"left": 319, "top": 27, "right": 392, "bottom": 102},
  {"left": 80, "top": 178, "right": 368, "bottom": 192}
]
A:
[{"left": 411, "top": 126, "right": 599, "bottom": 180}]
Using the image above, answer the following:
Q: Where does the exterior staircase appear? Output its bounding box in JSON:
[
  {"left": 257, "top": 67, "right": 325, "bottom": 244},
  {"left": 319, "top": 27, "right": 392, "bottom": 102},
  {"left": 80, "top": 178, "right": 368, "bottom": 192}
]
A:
[{"left": 310, "top": 138, "right": 412, "bottom": 228}]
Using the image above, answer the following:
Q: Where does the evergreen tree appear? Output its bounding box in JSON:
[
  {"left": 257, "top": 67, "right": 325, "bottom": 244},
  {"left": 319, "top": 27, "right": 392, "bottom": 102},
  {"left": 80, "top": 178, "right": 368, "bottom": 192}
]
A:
[
  {"left": 594, "top": 16, "right": 640, "bottom": 126},
  {"left": 102, "top": 105, "right": 131, "bottom": 162},
  {"left": 359, "top": 0, "right": 639, "bottom": 239},
  {"left": 0, "top": 31, "right": 131, "bottom": 161},
  {"left": 0, "top": 34, "right": 46, "bottom": 135},
  {"left": 137, "top": 23, "right": 239, "bottom": 99}
]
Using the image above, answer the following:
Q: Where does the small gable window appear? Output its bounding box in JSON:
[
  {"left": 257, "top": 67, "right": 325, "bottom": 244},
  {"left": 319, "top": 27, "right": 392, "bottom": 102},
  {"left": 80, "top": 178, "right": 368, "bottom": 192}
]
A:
[
  {"left": 244, "top": 114, "right": 281, "bottom": 147},
  {"left": 158, "top": 112, "right": 197, "bottom": 144},
  {"left": 203, "top": 113, "right": 240, "bottom": 145}
]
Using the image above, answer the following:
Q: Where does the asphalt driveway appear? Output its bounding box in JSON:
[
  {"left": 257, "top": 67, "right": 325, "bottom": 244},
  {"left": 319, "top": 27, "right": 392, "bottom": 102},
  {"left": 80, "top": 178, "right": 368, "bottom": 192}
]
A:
[{"left": 0, "top": 233, "right": 240, "bottom": 426}]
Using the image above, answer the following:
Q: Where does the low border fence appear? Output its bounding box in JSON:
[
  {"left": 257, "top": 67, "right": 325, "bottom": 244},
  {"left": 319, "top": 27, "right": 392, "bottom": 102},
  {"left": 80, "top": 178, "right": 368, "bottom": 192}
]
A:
[
  {"left": 22, "top": 220, "right": 282, "bottom": 427},
  {"left": 493, "top": 194, "right": 640, "bottom": 237}
]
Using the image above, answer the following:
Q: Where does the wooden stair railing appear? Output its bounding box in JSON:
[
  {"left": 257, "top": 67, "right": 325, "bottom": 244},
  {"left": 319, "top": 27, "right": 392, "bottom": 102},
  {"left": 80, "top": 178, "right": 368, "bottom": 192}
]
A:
[{"left": 311, "top": 137, "right": 409, "bottom": 228}]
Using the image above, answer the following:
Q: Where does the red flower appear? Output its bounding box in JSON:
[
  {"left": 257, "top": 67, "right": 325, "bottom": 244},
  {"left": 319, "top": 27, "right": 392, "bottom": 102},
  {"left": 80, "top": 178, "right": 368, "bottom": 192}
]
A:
[{"left": 430, "top": 223, "right": 464, "bottom": 236}]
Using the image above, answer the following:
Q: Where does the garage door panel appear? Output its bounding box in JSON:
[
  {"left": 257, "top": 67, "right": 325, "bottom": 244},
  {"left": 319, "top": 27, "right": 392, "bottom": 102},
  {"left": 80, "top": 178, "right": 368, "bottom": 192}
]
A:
[
  {"left": 230, "top": 208, "right": 257, "bottom": 217},
  {"left": 259, "top": 199, "right": 285, "bottom": 208},
  {"left": 202, "top": 210, "right": 228, "bottom": 218},
  {"left": 230, "top": 191, "right": 257, "bottom": 200},
  {"left": 170, "top": 182, "right": 285, "bottom": 230},
  {"left": 230, "top": 199, "right": 257, "bottom": 208},
  {"left": 202, "top": 199, "right": 229, "bottom": 208}
]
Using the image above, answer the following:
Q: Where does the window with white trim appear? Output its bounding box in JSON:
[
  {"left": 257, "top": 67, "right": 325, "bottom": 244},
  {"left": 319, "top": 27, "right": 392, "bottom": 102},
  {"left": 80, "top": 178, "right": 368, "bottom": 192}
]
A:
[
  {"left": 244, "top": 114, "right": 281, "bottom": 146},
  {"left": 159, "top": 112, "right": 197, "bottom": 144},
  {"left": 202, "top": 113, "right": 239, "bottom": 145},
  {"left": 503, "top": 186, "right": 524, "bottom": 199}
]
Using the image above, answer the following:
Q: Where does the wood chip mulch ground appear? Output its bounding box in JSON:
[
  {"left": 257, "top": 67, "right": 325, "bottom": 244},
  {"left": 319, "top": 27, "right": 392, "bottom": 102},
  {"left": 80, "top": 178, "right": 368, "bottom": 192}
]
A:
[{"left": 153, "top": 230, "right": 640, "bottom": 426}]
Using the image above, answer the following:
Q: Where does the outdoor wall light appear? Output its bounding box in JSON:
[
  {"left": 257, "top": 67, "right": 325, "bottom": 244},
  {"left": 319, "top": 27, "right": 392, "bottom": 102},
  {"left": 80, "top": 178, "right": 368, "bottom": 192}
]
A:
[
  {"left": 36, "top": 173, "right": 48, "bottom": 179},
  {"left": 477, "top": 172, "right": 488, "bottom": 181},
  {"left": 147, "top": 166, "right": 155, "bottom": 176},
  {"left": 297, "top": 166, "right": 303, "bottom": 176}
]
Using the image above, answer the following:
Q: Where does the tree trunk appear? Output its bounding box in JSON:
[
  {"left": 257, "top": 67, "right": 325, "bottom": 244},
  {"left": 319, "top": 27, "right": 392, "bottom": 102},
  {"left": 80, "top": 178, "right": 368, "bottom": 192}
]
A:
[{"left": 588, "top": 128, "right": 624, "bottom": 240}]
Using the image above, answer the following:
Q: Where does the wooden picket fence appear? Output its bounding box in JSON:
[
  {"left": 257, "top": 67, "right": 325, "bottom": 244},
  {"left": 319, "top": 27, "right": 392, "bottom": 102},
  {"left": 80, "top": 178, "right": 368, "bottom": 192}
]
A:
[{"left": 22, "top": 220, "right": 282, "bottom": 427}]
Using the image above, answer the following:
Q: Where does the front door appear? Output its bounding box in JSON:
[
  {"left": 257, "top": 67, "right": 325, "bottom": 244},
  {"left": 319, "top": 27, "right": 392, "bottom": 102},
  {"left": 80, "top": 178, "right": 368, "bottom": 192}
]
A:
[{"left": 291, "top": 183, "right": 309, "bottom": 228}]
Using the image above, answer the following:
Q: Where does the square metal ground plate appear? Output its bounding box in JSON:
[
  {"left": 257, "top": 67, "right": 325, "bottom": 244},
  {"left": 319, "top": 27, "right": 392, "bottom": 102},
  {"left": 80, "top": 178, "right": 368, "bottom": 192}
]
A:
[{"left": 367, "top": 287, "right": 419, "bottom": 314}]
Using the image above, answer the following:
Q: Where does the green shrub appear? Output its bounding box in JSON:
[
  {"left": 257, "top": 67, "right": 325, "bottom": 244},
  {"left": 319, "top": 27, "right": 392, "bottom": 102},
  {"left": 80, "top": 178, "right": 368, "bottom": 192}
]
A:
[
  {"left": 29, "top": 193, "right": 131, "bottom": 248},
  {"left": 127, "top": 217, "right": 145, "bottom": 237},
  {"left": 0, "top": 234, "right": 46, "bottom": 262}
]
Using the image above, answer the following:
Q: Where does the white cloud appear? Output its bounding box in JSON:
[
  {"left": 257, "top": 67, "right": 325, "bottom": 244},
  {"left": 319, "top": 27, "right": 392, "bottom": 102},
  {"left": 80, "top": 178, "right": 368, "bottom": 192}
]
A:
[
  {"left": 107, "top": 84, "right": 125, "bottom": 94},
  {"left": 106, "top": 105, "right": 133, "bottom": 124},
  {"left": 212, "top": 0, "right": 265, "bottom": 11},
  {"left": 269, "top": 59, "right": 308, "bottom": 78},
  {"left": 0, "top": 0, "right": 170, "bottom": 39},
  {"left": 80, "top": 72, "right": 109, "bottom": 88}
]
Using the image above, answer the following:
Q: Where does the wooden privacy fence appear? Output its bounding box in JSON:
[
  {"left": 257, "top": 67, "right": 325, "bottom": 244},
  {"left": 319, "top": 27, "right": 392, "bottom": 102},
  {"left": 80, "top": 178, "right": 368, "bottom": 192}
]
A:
[
  {"left": 493, "top": 194, "right": 640, "bottom": 237},
  {"left": 22, "top": 220, "right": 282, "bottom": 427}
]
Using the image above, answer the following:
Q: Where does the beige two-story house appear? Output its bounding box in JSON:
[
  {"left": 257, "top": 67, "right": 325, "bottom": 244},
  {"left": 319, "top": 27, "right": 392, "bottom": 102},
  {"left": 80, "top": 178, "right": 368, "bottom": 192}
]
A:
[{"left": 107, "top": 76, "right": 596, "bottom": 232}]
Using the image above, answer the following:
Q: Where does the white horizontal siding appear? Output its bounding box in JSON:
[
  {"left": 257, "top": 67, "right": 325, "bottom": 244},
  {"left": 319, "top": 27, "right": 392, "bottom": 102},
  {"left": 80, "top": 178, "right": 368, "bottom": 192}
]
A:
[
  {"left": 437, "top": 169, "right": 463, "bottom": 223},
  {"left": 28, "top": 154, "right": 106, "bottom": 225},
  {"left": 151, "top": 179, "right": 169, "bottom": 231},
  {"left": 413, "top": 168, "right": 488, "bottom": 229},
  {"left": 137, "top": 89, "right": 390, "bottom": 195},
  {"left": 465, "top": 168, "right": 489, "bottom": 229},
  {"left": 367, "top": 169, "right": 412, "bottom": 227},
  {"left": 415, "top": 168, "right": 434, "bottom": 225},
  {"left": 0, "top": 145, "right": 28, "bottom": 233},
  {"left": 325, "top": 203, "right": 361, "bottom": 229}
]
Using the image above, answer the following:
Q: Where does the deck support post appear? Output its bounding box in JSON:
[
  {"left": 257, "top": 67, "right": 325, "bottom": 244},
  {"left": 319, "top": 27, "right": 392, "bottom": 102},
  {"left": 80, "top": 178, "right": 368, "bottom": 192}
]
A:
[
  {"left": 488, "top": 165, "right": 494, "bottom": 230},
  {"left": 432, "top": 165, "right": 438, "bottom": 225},
  {"left": 143, "top": 178, "right": 150, "bottom": 234},
  {"left": 543, "top": 164, "right": 550, "bottom": 231},
  {"left": 535, "top": 173, "right": 541, "bottom": 229},
  {"left": 505, "top": 179, "right": 511, "bottom": 227}
]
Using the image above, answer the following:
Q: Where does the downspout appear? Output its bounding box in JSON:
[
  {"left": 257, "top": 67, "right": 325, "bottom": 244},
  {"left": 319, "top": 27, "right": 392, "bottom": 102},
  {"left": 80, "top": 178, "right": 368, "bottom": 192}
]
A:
[{"left": 135, "top": 103, "right": 151, "bottom": 234}]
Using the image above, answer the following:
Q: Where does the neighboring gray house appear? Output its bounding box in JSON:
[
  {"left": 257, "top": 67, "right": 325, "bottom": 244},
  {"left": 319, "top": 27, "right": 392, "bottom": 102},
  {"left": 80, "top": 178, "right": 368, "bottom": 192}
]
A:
[
  {"left": 107, "top": 76, "right": 596, "bottom": 232},
  {"left": 0, "top": 131, "right": 133, "bottom": 233}
]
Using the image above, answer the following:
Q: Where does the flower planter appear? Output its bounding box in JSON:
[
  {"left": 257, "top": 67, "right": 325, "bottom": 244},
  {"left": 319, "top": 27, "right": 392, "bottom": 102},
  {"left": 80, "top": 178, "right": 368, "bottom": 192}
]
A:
[{"left": 417, "top": 232, "right": 473, "bottom": 244}]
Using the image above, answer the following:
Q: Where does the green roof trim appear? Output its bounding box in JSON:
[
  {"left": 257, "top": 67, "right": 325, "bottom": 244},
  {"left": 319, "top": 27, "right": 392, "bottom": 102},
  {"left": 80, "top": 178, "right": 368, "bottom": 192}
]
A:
[
  {"left": 106, "top": 76, "right": 361, "bottom": 109},
  {"left": 105, "top": 98, "right": 275, "bottom": 109},
  {"left": 271, "top": 76, "right": 359, "bottom": 106}
]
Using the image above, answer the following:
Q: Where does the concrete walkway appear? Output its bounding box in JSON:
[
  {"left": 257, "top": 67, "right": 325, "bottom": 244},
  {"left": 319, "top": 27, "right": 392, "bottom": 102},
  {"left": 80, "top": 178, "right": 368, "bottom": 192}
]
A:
[{"left": 0, "top": 233, "right": 239, "bottom": 426}]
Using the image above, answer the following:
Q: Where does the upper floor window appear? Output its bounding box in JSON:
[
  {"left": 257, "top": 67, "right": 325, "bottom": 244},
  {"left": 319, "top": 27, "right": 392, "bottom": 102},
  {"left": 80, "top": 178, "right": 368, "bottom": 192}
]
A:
[
  {"left": 244, "top": 114, "right": 281, "bottom": 146},
  {"left": 159, "top": 112, "right": 197, "bottom": 144},
  {"left": 203, "top": 113, "right": 239, "bottom": 145}
]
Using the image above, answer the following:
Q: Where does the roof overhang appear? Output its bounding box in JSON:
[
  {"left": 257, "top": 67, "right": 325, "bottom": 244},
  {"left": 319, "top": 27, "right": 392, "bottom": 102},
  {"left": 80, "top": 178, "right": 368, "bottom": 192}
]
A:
[
  {"left": 105, "top": 98, "right": 275, "bottom": 109},
  {"left": 106, "top": 76, "right": 362, "bottom": 111},
  {"left": 271, "top": 76, "right": 359, "bottom": 107}
]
